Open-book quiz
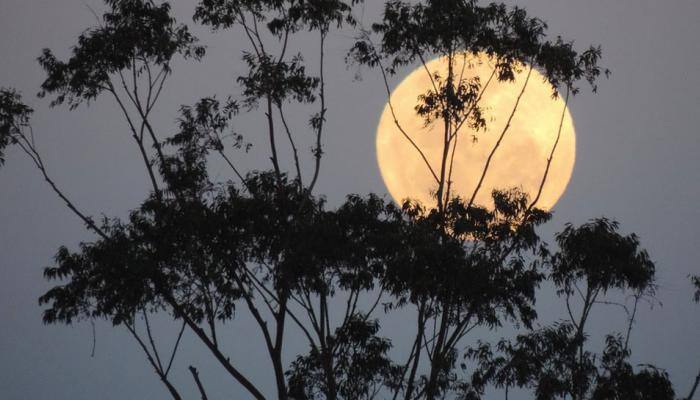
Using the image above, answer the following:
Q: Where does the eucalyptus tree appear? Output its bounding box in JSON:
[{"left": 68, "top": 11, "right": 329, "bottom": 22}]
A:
[
  {"left": 347, "top": 1, "right": 609, "bottom": 398},
  {"left": 465, "top": 219, "right": 675, "bottom": 400},
  {"left": 0, "top": 1, "right": 688, "bottom": 400}
]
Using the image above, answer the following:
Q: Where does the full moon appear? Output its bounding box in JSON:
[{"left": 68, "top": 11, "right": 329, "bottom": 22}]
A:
[{"left": 376, "top": 53, "right": 576, "bottom": 210}]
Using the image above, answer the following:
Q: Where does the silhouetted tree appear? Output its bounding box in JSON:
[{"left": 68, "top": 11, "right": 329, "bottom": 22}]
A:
[
  {"left": 464, "top": 219, "right": 673, "bottom": 400},
  {"left": 0, "top": 1, "right": 692, "bottom": 399}
]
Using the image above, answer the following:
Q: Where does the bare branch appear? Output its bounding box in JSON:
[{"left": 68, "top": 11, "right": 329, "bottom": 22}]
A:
[
  {"left": 468, "top": 64, "right": 533, "bottom": 209},
  {"left": 143, "top": 310, "right": 165, "bottom": 372},
  {"left": 13, "top": 129, "right": 109, "bottom": 239},
  {"left": 162, "top": 293, "right": 266, "bottom": 400},
  {"left": 365, "top": 38, "right": 439, "bottom": 184},
  {"left": 165, "top": 321, "right": 187, "bottom": 377},
  {"left": 687, "top": 370, "right": 700, "bottom": 400},
  {"left": 189, "top": 366, "right": 209, "bottom": 400},
  {"left": 278, "top": 105, "right": 303, "bottom": 187},
  {"left": 529, "top": 86, "right": 570, "bottom": 210},
  {"left": 125, "top": 322, "right": 183, "bottom": 400}
]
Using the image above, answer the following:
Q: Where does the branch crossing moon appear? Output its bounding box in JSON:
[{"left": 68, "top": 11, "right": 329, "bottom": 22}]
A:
[{"left": 376, "top": 53, "right": 576, "bottom": 210}]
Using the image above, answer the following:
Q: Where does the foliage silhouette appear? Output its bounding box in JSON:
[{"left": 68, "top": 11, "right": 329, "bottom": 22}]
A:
[{"left": 0, "top": 1, "right": 694, "bottom": 400}]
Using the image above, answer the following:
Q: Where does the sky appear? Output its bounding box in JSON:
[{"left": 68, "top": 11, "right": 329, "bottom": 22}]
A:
[{"left": 0, "top": 0, "right": 699, "bottom": 399}]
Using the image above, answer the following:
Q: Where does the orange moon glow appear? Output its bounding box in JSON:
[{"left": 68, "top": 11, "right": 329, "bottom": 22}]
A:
[{"left": 376, "top": 53, "right": 576, "bottom": 210}]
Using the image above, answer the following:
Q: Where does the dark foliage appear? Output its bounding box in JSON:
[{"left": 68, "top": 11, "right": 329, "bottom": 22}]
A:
[
  {"left": 195, "top": 0, "right": 362, "bottom": 33},
  {"left": 551, "top": 218, "right": 656, "bottom": 296},
  {"left": 0, "top": 1, "right": 686, "bottom": 400},
  {"left": 38, "top": 0, "right": 204, "bottom": 109},
  {"left": 239, "top": 52, "right": 319, "bottom": 108},
  {"left": 592, "top": 335, "right": 674, "bottom": 400},
  {"left": 287, "top": 316, "right": 401, "bottom": 400},
  {"left": 464, "top": 218, "right": 670, "bottom": 400},
  {"left": 349, "top": 0, "right": 607, "bottom": 92},
  {"left": 0, "top": 88, "right": 33, "bottom": 166}
]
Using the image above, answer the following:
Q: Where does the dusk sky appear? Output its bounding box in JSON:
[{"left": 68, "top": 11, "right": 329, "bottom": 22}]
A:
[{"left": 1, "top": 0, "right": 698, "bottom": 399}]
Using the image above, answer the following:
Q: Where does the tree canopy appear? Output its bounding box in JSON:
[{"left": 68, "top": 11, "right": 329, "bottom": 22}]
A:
[{"left": 0, "top": 1, "right": 694, "bottom": 400}]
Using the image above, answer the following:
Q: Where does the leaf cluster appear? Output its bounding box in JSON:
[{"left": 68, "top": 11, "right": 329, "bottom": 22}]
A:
[
  {"left": 287, "top": 316, "right": 401, "bottom": 400},
  {"left": 466, "top": 329, "right": 674, "bottom": 400},
  {"left": 552, "top": 218, "right": 656, "bottom": 297},
  {"left": 349, "top": 0, "right": 608, "bottom": 92},
  {"left": 0, "top": 88, "right": 34, "bottom": 166},
  {"left": 195, "top": 0, "right": 362, "bottom": 33},
  {"left": 38, "top": 0, "right": 204, "bottom": 109}
]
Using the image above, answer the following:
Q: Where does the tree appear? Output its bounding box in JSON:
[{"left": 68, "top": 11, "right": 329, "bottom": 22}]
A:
[{"left": 0, "top": 1, "right": 692, "bottom": 399}]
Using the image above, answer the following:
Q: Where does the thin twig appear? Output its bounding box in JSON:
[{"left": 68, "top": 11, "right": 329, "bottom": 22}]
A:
[
  {"left": 364, "top": 35, "right": 439, "bottom": 183},
  {"left": 278, "top": 105, "right": 303, "bottom": 187},
  {"left": 143, "top": 310, "right": 164, "bottom": 372},
  {"left": 14, "top": 131, "right": 109, "bottom": 239},
  {"left": 165, "top": 321, "right": 187, "bottom": 376},
  {"left": 529, "top": 86, "right": 570, "bottom": 209},
  {"left": 468, "top": 64, "right": 533, "bottom": 209}
]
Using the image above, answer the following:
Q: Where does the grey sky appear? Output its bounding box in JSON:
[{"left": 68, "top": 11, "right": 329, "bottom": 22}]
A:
[{"left": 0, "top": 0, "right": 698, "bottom": 399}]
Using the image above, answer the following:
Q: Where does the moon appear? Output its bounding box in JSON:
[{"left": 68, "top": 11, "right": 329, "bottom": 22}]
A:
[{"left": 376, "top": 53, "right": 576, "bottom": 210}]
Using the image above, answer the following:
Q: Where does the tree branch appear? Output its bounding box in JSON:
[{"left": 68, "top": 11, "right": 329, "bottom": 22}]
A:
[
  {"left": 189, "top": 366, "right": 209, "bottom": 400},
  {"left": 529, "top": 86, "right": 570, "bottom": 209},
  {"left": 468, "top": 64, "right": 533, "bottom": 209}
]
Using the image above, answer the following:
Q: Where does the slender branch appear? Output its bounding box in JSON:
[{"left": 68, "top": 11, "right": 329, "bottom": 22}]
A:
[
  {"left": 417, "top": 51, "right": 443, "bottom": 109},
  {"left": 425, "top": 302, "right": 452, "bottom": 399},
  {"left": 450, "top": 67, "right": 497, "bottom": 141},
  {"left": 165, "top": 321, "right": 187, "bottom": 376},
  {"left": 116, "top": 69, "right": 140, "bottom": 113},
  {"left": 14, "top": 131, "right": 109, "bottom": 239},
  {"left": 147, "top": 67, "right": 168, "bottom": 114},
  {"left": 210, "top": 130, "right": 249, "bottom": 191},
  {"left": 189, "top": 366, "right": 209, "bottom": 400},
  {"left": 367, "top": 40, "right": 439, "bottom": 184},
  {"left": 341, "top": 288, "right": 359, "bottom": 328},
  {"left": 623, "top": 296, "right": 639, "bottom": 353},
  {"left": 529, "top": 86, "right": 570, "bottom": 209},
  {"left": 565, "top": 292, "right": 580, "bottom": 331},
  {"left": 443, "top": 312, "right": 474, "bottom": 351},
  {"left": 687, "top": 370, "right": 700, "bottom": 400},
  {"left": 236, "top": 12, "right": 261, "bottom": 58},
  {"left": 468, "top": 64, "right": 533, "bottom": 209},
  {"left": 278, "top": 105, "right": 303, "bottom": 186},
  {"left": 244, "top": 267, "right": 319, "bottom": 351},
  {"left": 116, "top": 60, "right": 167, "bottom": 171},
  {"left": 391, "top": 333, "right": 419, "bottom": 400},
  {"left": 125, "top": 323, "right": 183, "bottom": 400},
  {"left": 266, "top": 97, "right": 282, "bottom": 179},
  {"left": 133, "top": 100, "right": 167, "bottom": 171},
  {"left": 403, "top": 301, "right": 427, "bottom": 400},
  {"left": 250, "top": 13, "right": 266, "bottom": 55},
  {"left": 90, "top": 319, "right": 97, "bottom": 357},
  {"left": 422, "top": 329, "right": 435, "bottom": 362},
  {"left": 303, "top": 290, "right": 323, "bottom": 340},
  {"left": 105, "top": 84, "right": 161, "bottom": 197},
  {"left": 277, "top": 25, "right": 291, "bottom": 63},
  {"left": 435, "top": 51, "right": 456, "bottom": 212},
  {"left": 144, "top": 58, "right": 154, "bottom": 110},
  {"left": 162, "top": 293, "right": 266, "bottom": 400},
  {"left": 308, "top": 30, "right": 327, "bottom": 194},
  {"left": 361, "top": 289, "right": 385, "bottom": 322},
  {"left": 143, "top": 310, "right": 164, "bottom": 372},
  {"left": 131, "top": 56, "right": 141, "bottom": 109},
  {"left": 233, "top": 275, "right": 277, "bottom": 358},
  {"left": 444, "top": 126, "right": 459, "bottom": 205}
]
